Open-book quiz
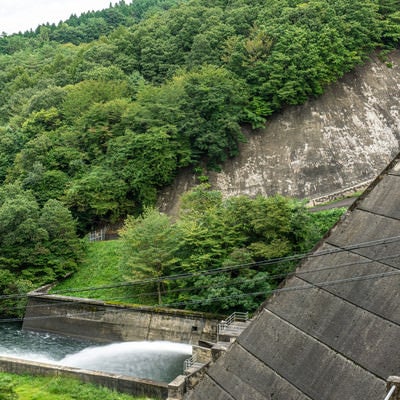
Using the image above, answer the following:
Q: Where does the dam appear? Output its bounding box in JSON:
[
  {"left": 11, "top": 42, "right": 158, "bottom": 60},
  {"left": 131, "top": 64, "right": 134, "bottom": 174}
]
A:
[{"left": 183, "top": 153, "right": 400, "bottom": 399}]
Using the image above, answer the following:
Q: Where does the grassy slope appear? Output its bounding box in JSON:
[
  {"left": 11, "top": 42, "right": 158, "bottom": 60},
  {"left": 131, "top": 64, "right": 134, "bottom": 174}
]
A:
[
  {"left": 51, "top": 240, "right": 129, "bottom": 301},
  {"left": 51, "top": 240, "right": 156, "bottom": 306},
  {"left": 0, "top": 373, "right": 153, "bottom": 400},
  {"left": 55, "top": 240, "right": 124, "bottom": 291}
]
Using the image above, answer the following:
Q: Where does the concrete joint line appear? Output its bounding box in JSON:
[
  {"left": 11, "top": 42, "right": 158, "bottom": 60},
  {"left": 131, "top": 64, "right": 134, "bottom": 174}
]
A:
[
  {"left": 235, "top": 341, "right": 314, "bottom": 400},
  {"left": 261, "top": 307, "right": 386, "bottom": 383},
  {"left": 355, "top": 206, "right": 400, "bottom": 222},
  {"left": 293, "top": 273, "right": 400, "bottom": 329}
]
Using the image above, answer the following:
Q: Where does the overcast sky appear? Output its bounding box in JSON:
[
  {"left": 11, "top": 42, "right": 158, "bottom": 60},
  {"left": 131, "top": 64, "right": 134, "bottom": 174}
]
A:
[{"left": 0, "top": 0, "right": 115, "bottom": 34}]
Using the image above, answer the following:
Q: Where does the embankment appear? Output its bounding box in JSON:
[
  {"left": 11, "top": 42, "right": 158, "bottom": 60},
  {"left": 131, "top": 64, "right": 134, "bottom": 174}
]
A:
[{"left": 158, "top": 50, "right": 400, "bottom": 215}]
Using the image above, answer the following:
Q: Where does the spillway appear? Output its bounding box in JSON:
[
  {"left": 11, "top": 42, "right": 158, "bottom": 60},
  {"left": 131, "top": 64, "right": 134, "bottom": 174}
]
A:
[{"left": 0, "top": 323, "right": 191, "bottom": 382}]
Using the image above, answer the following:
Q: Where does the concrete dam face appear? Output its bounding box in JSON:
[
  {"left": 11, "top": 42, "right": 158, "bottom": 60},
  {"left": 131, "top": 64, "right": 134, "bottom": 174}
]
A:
[
  {"left": 184, "top": 154, "right": 400, "bottom": 400},
  {"left": 159, "top": 50, "right": 400, "bottom": 214}
]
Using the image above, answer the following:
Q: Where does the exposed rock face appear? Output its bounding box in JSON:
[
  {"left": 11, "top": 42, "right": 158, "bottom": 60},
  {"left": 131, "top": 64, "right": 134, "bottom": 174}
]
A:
[{"left": 159, "top": 50, "right": 400, "bottom": 212}]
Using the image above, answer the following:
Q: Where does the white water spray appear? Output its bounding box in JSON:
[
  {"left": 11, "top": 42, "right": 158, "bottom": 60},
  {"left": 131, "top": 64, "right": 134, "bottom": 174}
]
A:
[
  {"left": 59, "top": 341, "right": 192, "bottom": 381},
  {"left": 0, "top": 325, "right": 192, "bottom": 382}
]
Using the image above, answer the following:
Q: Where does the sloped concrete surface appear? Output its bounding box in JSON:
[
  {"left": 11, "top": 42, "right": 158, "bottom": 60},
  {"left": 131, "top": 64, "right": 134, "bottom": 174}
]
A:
[
  {"left": 185, "top": 154, "right": 400, "bottom": 399},
  {"left": 159, "top": 51, "right": 400, "bottom": 216}
]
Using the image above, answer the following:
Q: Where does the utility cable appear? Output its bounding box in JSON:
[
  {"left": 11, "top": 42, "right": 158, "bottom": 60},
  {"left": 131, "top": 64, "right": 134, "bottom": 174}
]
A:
[
  {"left": 1, "top": 248, "right": 400, "bottom": 314},
  {"left": 0, "top": 235, "right": 399, "bottom": 312},
  {"left": 1, "top": 262, "right": 400, "bottom": 323},
  {"left": 7, "top": 233, "right": 399, "bottom": 301}
]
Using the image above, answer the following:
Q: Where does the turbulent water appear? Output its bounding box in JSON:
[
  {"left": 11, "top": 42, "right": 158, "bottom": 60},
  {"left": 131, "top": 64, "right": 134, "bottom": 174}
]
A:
[{"left": 0, "top": 323, "right": 191, "bottom": 382}]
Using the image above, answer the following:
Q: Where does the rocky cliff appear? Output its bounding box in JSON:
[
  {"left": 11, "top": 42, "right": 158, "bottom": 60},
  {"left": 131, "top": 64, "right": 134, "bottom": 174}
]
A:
[{"left": 159, "top": 50, "right": 400, "bottom": 213}]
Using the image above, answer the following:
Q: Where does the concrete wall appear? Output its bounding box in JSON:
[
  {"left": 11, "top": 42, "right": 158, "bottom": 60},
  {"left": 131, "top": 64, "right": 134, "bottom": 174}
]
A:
[
  {"left": 0, "top": 356, "right": 168, "bottom": 399},
  {"left": 22, "top": 293, "right": 219, "bottom": 344},
  {"left": 184, "top": 154, "right": 400, "bottom": 399},
  {"left": 158, "top": 50, "right": 400, "bottom": 215}
]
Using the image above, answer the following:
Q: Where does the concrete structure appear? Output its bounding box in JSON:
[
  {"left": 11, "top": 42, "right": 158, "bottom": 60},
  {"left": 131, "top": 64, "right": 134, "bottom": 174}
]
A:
[
  {"left": 22, "top": 292, "right": 219, "bottom": 344},
  {"left": 184, "top": 153, "right": 400, "bottom": 400},
  {"left": 158, "top": 50, "right": 400, "bottom": 215}
]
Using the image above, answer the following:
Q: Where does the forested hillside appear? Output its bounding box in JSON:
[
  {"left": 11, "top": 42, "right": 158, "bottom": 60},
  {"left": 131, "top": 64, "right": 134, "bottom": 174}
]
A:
[{"left": 0, "top": 0, "right": 399, "bottom": 314}]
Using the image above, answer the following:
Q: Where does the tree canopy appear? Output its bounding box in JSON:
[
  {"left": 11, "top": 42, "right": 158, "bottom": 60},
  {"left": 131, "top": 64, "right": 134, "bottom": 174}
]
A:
[
  {"left": 118, "top": 186, "right": 345, "bottom": 313},
  {"left": 0, "top": 0, "right": 397, "bottom": 233},
  {"left": 0, "top": 0, "right": 398, "bottom": 315}
]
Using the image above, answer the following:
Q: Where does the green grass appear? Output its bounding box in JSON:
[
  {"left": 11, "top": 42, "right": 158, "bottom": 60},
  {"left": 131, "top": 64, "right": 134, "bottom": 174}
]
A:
[
  {"left": 53, "top": 240, "right": 124, "bottom": 291},
  {"left": 50, "top": 240, "right": 155, "bottom": 306},
  {"left": 0, "top": 373, "right": 154, "bottom": 400}
]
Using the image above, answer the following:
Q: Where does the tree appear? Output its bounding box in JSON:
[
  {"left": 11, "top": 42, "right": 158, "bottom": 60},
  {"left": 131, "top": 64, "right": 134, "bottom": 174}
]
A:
[
  {"left": 107, "top": 127, "right": 180, "bottom": 207},
  {"left": 177, "top": 65, "right": 248, "bottom": 168},
  {"left": 61, "top": 80, "right": 129, "bottom": 123},
  {"left": 63, "top": 166, "right": 131, "bottom": 231},
  {"left": 38, "top": 199, "right": 83, "bottom": 278},
  {"left": 0, "top": 184, "right": 82, "bottom": 284},
  {"left": 120, "top": 208, "right": 180, "bottom": 304}
]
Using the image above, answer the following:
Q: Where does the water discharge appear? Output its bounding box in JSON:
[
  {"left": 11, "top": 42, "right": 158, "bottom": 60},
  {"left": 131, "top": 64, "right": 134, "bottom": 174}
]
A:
[
  {"left": 0, "top": 323, "right": 191, "bottom": 382},
  {"left": 60, "top": 341, "right": 192, "bottom": 382}
]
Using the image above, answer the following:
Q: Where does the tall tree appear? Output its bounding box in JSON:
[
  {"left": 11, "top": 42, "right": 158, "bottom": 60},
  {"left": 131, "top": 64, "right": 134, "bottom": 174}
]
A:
[{"left": 120, "top": 208, "right": 180, "bottom": 304}]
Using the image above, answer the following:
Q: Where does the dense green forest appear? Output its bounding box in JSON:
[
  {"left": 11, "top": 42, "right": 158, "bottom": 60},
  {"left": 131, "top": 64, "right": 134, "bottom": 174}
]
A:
[
  {"left": 51, "top": 187, "right": 346, "bottom": 314},
  {"left": 0, "top": 0, "right": 399, "bottom": 315}
]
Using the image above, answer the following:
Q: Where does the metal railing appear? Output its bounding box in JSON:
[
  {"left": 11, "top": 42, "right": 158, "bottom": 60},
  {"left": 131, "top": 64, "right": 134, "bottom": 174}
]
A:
[
  {"left": 184, "top": 353, "right": 198, "bottom": 371},
  {"left": 217, "top": 312, "right": 249, "bottom": 334},
  {"left": 385, "top": 385, "right": 396, "bottom": 400},
  {"left": 88, "top": 228, "right": 107, "bottom": 242}
]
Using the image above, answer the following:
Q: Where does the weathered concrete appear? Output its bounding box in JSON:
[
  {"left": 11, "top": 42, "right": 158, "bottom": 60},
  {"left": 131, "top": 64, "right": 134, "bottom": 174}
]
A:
[
  {"left": 22, "top": 293, "right": 219, "bottom": 344},
  {"left": 297, "top": 246, "right": 400, "bottom": 325},
  {"left": 184, "top": 154, "right": 400, "bottom": 399},
  {"left": 158, "top": 50, "right": 400, "bottom": 215},
  {"left": 267, "top": 276, "right": 400, "bottom": 379},
  {"left": 0, "top": 356, "right": 168, "bottom": 399}
]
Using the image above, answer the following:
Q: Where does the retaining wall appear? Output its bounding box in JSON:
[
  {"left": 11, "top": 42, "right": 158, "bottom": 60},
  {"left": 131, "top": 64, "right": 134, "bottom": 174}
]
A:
[
  {"left": 0, "top": 356, "right": 168, "bottom": 399},
  {"left": 158, "top": 51, "right": 400, "bottom": 216},
  {"left": 22, "top": 292, "right": 219, "bottom": 344}
]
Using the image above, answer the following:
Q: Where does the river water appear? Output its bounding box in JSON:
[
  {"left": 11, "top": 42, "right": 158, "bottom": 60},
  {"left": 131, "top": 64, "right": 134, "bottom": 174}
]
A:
[{"left": 0, "top": 323, "right": 191, "bottom": 382}]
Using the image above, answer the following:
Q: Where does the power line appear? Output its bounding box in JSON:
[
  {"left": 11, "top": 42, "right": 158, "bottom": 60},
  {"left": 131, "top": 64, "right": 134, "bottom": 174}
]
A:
[
  {"left": 0, "top": 234, "right": 399, "bottom": 322},
  {"left": 0, "top": 234, "right": 399, "bottom": 305},
  {"left": 27, "top": 234, "right": 400, "bottom": 298},
  {"left": 1, "top": 259, "right": 400, "bottom": 323}
]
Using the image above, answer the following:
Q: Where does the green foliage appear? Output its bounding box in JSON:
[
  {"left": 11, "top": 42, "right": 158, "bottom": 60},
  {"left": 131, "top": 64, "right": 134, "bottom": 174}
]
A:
[
  {"left": 52, "top": 190, "right": 345, "bottom": 314},
  {"left": 0, "top": 184, "right": 82, "bottom": 317},
  {"left": 0, "top": 373, "right": 149, "bottom": 400},
  {"left": 120, "top": 208, "right": 181, "bottom": 304},
  {"left": 0, "top": 375, "right": 17, "bottom": 400},
  {"left": 62, "top": 80, "right": 129, "bottom": 123},
  {"left": 64, "top": 166, "right": 131, "bottom": 230},
  {"left": 0, "top": 0, "right": 395, "bottom": 314},
  {"left": 114, "top": 187, "right": 345, "bottom": 313},
  {"left": 0, "top": 0, "right": 396, "bottom": 234}
]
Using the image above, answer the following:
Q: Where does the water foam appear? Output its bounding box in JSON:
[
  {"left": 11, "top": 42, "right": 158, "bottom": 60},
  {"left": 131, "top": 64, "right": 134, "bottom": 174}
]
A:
[
  {"left": 59, "top": 341, "right": 192, "bottom": 381},
  {"left": 0, "top": 324, "right": 192, "bottom": 382}
]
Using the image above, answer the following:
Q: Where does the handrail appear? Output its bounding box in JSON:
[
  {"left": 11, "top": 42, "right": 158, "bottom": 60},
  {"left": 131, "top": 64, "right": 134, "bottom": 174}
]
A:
[
  {"left": 384, "top": 385, "right": 396, "bottom": 400},
  {"left": 184, "top": 353, "right": 198, "bottom": 370},
  {"left": 218, "top": 312, "right": 248, "bottom": 333}
]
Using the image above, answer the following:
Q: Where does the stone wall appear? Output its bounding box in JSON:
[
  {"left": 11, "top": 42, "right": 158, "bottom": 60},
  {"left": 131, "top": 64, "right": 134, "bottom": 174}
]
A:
[
  {"left": 158, "top": 50, "right": 400, "bottom": 215},
  {"left": 22, "top": 293, "right": 219, "bottom": 344}
]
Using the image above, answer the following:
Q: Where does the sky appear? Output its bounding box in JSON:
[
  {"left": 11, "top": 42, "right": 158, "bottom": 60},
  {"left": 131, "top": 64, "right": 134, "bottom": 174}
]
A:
[{"left": 0, "top": 0, "right": 115, "bottom": 35}]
